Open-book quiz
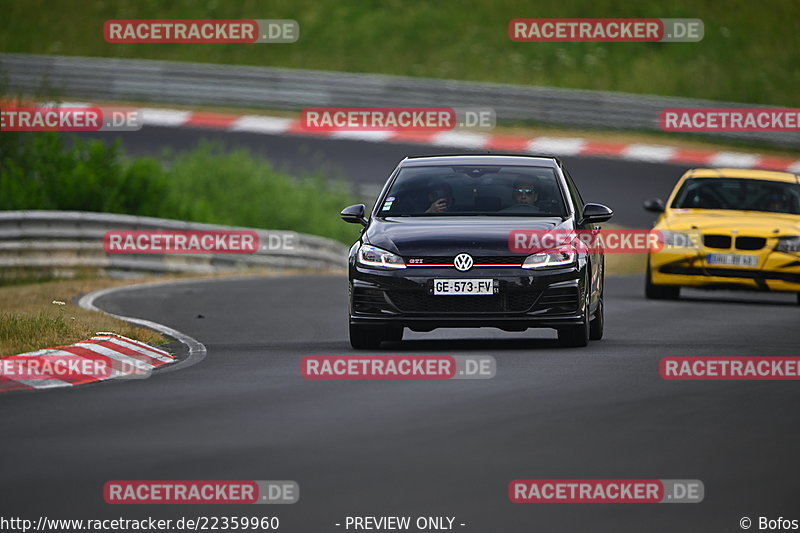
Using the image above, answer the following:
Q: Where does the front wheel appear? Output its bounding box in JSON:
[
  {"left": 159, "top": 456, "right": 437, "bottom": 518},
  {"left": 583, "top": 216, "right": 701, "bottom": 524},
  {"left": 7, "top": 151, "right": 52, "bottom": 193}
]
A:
[
  {"left": 589, "top": 297, "right": 604, "bottom": 340},
  {"left": 558, "top": 282, "right": 590, "bottom": 347},
  {"left": 558, "top": 318, "right": 589, "bottom": 347},
  {"left": 645, "top": 259, "right": 680, "bottom": 300},
  {"left": 349, "top": 324, "right": 383, "bottom": 349}
]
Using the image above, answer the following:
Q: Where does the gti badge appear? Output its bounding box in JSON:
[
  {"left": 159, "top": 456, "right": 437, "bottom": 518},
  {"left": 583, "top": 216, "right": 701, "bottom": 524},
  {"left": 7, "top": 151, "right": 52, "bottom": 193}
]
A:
[{"left": 453, "top": 253, "right": 474, "bottom": 272}]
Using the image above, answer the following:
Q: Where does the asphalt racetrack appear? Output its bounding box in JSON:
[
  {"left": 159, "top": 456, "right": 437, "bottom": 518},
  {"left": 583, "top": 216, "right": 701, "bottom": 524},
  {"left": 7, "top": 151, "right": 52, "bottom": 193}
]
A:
[{"left": 3, "top": 128, "right": 799, "bottom": 532}]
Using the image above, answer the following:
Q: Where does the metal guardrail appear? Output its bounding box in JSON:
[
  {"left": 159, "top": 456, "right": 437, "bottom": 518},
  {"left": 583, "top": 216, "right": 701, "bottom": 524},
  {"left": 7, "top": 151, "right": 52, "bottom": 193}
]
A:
[
  {"left": 0, "top": 211, "right": 348, "bottom": 276},
  {"left": 1, "top": 53, "right": 797, "bottom": 148}
]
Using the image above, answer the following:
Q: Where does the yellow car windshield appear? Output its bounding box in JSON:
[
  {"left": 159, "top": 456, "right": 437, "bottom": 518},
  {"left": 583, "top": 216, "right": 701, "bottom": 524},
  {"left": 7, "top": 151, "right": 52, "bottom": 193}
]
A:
[{"left": 671, "top": 178, "right": 800, "bottom": 214}]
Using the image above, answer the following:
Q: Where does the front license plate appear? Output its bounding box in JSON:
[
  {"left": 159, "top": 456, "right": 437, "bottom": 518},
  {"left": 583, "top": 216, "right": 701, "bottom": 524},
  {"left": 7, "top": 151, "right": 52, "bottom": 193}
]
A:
[
  {"left": 706, "top": 253, "right": 758, "bottom": 267},
  {"left": 433, "top": 279, "right": 494, "bottom": 295}
]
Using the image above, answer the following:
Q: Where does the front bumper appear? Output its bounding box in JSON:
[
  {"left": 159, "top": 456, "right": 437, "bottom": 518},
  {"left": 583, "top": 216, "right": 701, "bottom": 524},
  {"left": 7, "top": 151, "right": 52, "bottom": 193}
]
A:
[
  {"left": 650, "top": 249, "right": 800, "bottom": 292},
  {"left": 349, "top": 264, "right": 586, "bottom": 330}
]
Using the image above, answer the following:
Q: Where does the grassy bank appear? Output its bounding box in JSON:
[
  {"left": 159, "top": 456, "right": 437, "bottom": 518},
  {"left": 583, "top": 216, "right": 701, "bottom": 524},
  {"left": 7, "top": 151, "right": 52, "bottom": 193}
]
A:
[
  {"left": 0, "top": 132, "right": 362, "bottom": 244},
  {"left": 1, "top": 0, "right": 798, "bottom": 106},
  {"left": 0, "top": 278, "right": 166, "bottom": 356}
]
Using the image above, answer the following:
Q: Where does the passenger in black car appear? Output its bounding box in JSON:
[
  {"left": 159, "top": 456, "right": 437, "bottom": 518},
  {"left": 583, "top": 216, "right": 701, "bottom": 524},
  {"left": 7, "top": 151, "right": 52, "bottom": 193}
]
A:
[{"left": 424, "top": 182, "right": 454, "bottom": 213}]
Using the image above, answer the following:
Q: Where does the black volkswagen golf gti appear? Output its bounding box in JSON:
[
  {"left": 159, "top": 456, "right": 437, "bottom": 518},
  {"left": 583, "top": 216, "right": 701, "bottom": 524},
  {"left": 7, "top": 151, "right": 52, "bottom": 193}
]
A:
[{"left": 340, "top": 154, "right": 613, "bottom": 348}]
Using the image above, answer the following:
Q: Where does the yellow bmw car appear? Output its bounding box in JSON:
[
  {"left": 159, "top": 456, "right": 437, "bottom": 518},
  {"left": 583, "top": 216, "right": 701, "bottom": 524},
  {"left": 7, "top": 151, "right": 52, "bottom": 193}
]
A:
[{"left": 644, "top": 168, "right": 800, "bottom": 304}]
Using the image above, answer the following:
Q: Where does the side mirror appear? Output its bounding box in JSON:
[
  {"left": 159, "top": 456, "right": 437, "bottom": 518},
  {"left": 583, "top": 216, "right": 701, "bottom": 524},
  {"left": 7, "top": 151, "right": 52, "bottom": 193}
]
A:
[
  {"left": 580, "top": 203, "right": 614, "bottom": 224},
  {"left": 340, "top": 204, "right": 368, "bottom": 226},
  {"left": 643, "top": 198, "right": 666, "bottom": 213}
]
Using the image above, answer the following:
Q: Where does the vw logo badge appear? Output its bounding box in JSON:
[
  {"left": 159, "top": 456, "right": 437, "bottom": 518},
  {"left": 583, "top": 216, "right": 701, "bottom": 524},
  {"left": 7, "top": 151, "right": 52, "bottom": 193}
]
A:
[{"left": 453, "top": 253, "right": 474, "bottom": 272}]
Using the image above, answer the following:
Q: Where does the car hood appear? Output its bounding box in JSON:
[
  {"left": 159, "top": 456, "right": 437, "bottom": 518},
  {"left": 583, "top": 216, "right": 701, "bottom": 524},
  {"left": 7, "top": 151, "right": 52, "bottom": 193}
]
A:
[
  {"left": 659, "top": 209, "right": 800, "bottom": 236},
  {"left": 364, "top": 216, "right": 568, "bottom": 256}
]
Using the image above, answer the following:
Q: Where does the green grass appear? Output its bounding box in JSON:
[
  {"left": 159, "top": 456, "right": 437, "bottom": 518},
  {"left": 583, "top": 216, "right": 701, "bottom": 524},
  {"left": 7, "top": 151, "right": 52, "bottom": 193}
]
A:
[
  {"left": 0, "top": 132, "right": 362, "bottom": 244},
  {"left": 0, "top": 311, "right": 73, "bottom": 351},
  {"left": 1, "top": 0, "right": 799, "bottom": 106},
  {"left": 0, "top": 278, "right": 167, "bottom": 355}
]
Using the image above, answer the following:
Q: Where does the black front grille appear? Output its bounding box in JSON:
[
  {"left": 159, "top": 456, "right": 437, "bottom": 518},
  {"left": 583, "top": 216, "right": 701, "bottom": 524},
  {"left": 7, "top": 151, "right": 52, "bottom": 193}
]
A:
[
  {"left": 532, "top": 286, "right": 579, "bottom": 314},
  {"left": 736, "top": 236, "right": 766, "bottom": 250},
  {"left": 703, "top": 235, "right": 732, "bottom": 249},
  {"left": 406, "top": 255, "right": 524, "bottom": 266},
  {"left": 473, "top": 256, "right": 525, "bottom": 265},
  {"left": 352, "top": 288, "right": 389, "bottom": 313},
  {"left": 387, "top": 290, "right": 535, "bottom": 313}
]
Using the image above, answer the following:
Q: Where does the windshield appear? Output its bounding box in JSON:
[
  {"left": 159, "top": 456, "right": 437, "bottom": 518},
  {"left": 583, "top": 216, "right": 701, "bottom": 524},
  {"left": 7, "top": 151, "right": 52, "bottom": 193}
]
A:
[
  {"left": 377, "top": 165, "right": 567, "bottom": 217},
  {"left": 671, "top": 178, "right": 800, "bottom": 214}
]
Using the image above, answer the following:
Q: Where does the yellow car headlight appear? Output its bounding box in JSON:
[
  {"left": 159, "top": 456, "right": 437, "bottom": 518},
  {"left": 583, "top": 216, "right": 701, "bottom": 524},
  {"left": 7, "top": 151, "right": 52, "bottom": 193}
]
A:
[
  {"left": 657, "top": 230, "right": 698, "bottom": 248},
  {"left": 775, "top": 236, "right": 800, "bottom": 253}
]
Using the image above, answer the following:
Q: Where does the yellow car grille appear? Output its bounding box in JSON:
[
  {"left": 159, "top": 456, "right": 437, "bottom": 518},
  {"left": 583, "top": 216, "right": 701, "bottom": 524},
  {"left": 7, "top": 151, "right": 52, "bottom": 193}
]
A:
[{"left": 702, "top": 234, "right": 766, "bottom": 251}]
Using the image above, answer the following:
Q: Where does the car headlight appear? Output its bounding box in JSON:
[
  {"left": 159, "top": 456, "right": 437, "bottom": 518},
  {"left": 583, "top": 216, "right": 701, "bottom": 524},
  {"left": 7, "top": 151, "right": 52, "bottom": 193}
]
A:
[
  {"left": 657, "top": 230, "right": 698, "bottom": 248},
  {"left": 357, "top": 244, "right": 406, "bottom": 269},
  {"left": 521, "top": 251, "right": 576, "bottom": 269},
  {"left": 775, "top": 236, "right": 800, "bottom": 253}
]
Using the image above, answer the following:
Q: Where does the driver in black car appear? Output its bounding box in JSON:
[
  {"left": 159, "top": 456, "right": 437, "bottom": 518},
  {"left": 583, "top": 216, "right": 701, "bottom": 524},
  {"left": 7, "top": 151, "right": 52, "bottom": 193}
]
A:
[
  {"left": 513, "top": 180, "right": 539, "bottom": 206},
  {"left": 509, "top": 178, "right": 545, "bottom": 210}
]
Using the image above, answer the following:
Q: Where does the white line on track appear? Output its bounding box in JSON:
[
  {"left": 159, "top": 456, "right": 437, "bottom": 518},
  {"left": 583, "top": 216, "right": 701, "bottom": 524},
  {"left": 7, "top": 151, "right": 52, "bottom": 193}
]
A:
[{"left": 77, "top": 280, "right": 208, "bottom": 373}]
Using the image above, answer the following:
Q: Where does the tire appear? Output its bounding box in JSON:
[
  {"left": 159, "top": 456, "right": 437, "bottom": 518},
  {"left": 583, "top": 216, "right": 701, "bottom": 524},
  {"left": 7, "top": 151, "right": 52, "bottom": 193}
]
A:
[
  {"left": 383, "top": 326, "right": 404, "bottom": 343},
  {"left": 645, "top": 258, "right": 680, "bottom": 300},
  {"left": 797, "top": 293, "right": 800, "bottom": 306},
  {"left": 558, "top": 316, "right": 589, "bottom": 347},
  {"left": 558, "top": 280, "right": 590, "bottom": 347},
  {"left": 589, "top": 297, "right": 604, "bottom": 341},
  {"left": 349, "top": 323, "right": 382, "bottom": 349}
]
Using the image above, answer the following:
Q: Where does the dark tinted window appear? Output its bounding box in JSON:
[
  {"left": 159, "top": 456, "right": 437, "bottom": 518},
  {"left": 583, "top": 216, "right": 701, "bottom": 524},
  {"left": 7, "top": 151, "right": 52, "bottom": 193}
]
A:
[
  {"left": 563, "top": 169, "right": 585, "bottom": 220},
  {"left": 671, "top": 178, "right": 800, "bottom": 214},
  {"left": 378, "top": 165, "right": 567, "bottom": 217}
]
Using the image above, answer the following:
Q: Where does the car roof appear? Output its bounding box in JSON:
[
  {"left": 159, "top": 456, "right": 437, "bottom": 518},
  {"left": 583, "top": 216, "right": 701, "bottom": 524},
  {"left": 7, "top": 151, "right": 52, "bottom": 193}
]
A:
[
  {"left": 400, "top": 154, "right": 560, "bottom": 168},
  {"left": 685, "top": 168, "right": 800, "bottom": 184}
]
